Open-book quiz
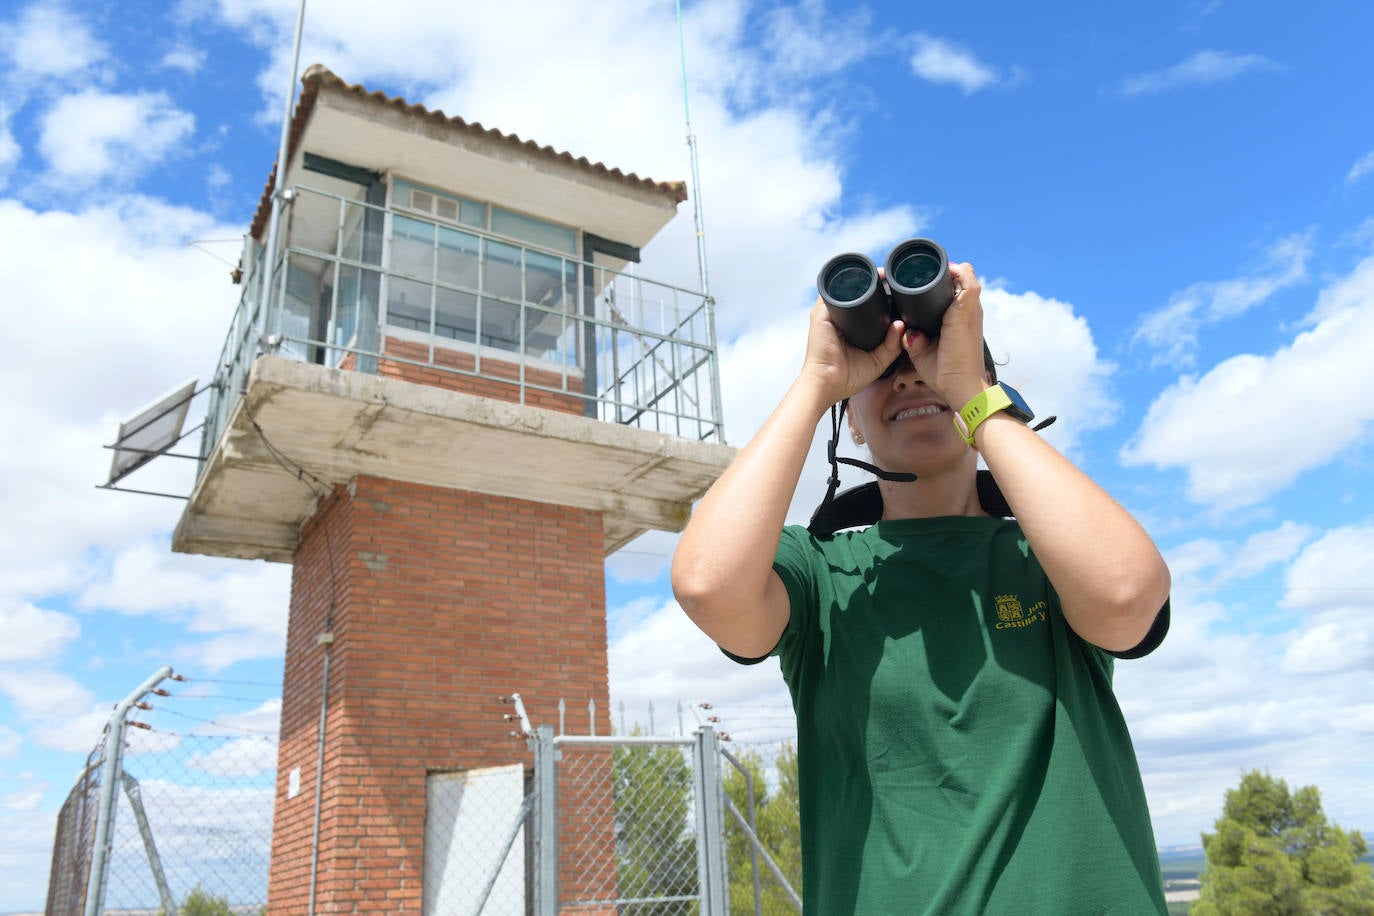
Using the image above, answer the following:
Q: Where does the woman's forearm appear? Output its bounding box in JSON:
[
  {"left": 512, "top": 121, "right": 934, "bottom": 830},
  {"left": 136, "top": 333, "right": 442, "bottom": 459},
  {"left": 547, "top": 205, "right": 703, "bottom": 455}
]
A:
[
  {"left": 671, "top": 374, "right": 833, "bottom": 654},
  {"left": 975, "top": 412, "right": 1171, "bottom": 652}
]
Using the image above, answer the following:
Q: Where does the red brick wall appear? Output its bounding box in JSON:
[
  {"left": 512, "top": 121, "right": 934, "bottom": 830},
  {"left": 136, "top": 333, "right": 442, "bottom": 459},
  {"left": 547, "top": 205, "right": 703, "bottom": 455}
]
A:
[
  {"left": 378, "top": 337, "right": 586, "bottom": 415},
  {"left": 267, "top": 477, "right": 610, "bottom": 913}
]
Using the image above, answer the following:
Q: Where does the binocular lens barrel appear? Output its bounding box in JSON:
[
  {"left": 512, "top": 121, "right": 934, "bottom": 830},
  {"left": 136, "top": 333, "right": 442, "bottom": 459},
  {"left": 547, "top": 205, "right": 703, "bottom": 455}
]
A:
[
  {"left": 816, "top": 238, "right": 955, "bottom": 350},
  {"left": 817, "top": 253, "right": 890, "bottom": 351},
  {"left": 884, "top": 239, "right": 953, "bottom": 340},
  {"left": 890, "top": 248, "right": 942, "bottom": 289},
  {"left": 822, "top": 259, "right": 877, "bottom": 303}
]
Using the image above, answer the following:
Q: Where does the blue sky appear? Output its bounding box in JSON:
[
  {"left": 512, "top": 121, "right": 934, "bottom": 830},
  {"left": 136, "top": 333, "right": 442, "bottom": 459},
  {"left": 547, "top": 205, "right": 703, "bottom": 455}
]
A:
[{"left": 1, "top": 0, "right": 1373, "bottom": 910}]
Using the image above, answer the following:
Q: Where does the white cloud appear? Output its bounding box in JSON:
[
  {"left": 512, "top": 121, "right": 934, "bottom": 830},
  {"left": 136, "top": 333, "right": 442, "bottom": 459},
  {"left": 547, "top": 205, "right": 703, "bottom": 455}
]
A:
[
  {"left": 0, "top": 107, "right": 18, "bottom": 182},
  {"left": 1282, "top": 525, "right": 1374, "bottom": 612},
  {"left": 1134, "top": 232, "right": 1311, "bottom": 368},
  {"left": 79, "top": 541, "right": 290, "bottom": 637},
  {"left": 760, "top": 0, "right": 875, "bottom": 81},
  {"left": 76, "top": 542, "right": 291, "bottom": 670},
  {"left": 1120, "top": 50, "right": 1278, "bottom": 96},
  {"left": 178, "top": 630, "right": 289, "bottom": 672},
  {"left": 124, "top": 726, "right": 184, "bottom": 756},
  {"left": 1123, "top": 252, "right": 1374, "bottom": 507},
  {"left": 608, "top": 597, "right": 786, "bottom": 732},
  {"left": 38, "top": 90, "right": 195, "bottom": 186},
  {"left": 0, "top": 3, "right": 107, "bottom": 80},
  {"left": 1348, "top": 150, "right": 1374, "bottom": 185},
  {"left": 0, "top": 197, "right": 242, "bottom": 608},
  {"left": 1281, "top": 611, "right": 1374, "bottom": 676},
  {"left": 213, "top": 698, "right": 281, "bottom": 736},
  {"left": 606, "top": 530, "right": 679, "bottom": 585},
  {"left": 0, "top": 727, "right": 20, "bottom": 759},
  {"left": 160, "top": 46, "right": 206, "bottom": 74},
  {"left": 30, "top": 706, "right": 118, "bottom": 754},
  {"left": 0, "top": 602, "right": 79, "bottom": 662},
  {"left": 1, "top": 787, "right": 44, "bottom": 812},
  {"left": 1165, "top": 539, "right": 1232, "bottom": 588},
  {"left": 0, "top": 809, "right": 59, "bottom": 906},
  {"left": 1117, "top": 530, "right": 1374, "bottom": 841},
  {"left": 110, "top": 779, "right": 273, "bottom": 859},
  {"left": 980, "top": 284, "right": 1115, "bottom": 456},
  {"left": 188, "top": 735, "right": 277, "bottom": 776},
  {"left": 1115, "top": 592, "right": 1374, "bottom": 844},
  {"left": 0, "top": 670, "right": 93, "bottom": 721},
  {"left": 207, "top": 163, "right": 232, "bottom": 190},
  {"left": 1165, "top": 521, "right": 1316, "bottom": 589},
  {"left": 1234, "top": 521, "right": 1319, "bottom": 579},
  {"left": 908, "top": 33, "right": 1000, "bottom": 94}
]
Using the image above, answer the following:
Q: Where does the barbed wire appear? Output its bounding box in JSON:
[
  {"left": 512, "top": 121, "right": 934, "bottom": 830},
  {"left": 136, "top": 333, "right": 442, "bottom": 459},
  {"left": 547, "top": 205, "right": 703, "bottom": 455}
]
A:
[
  {"left": 146, "top": 708, "right": 279, "bottom": 735},
  {"left": 180, "top": 676, "right": 282, "bottom": 688}
]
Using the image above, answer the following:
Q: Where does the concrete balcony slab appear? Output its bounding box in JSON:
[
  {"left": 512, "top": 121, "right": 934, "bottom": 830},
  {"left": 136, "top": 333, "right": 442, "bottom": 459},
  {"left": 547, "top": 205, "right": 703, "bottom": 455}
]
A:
[{"left": 173, "top": 355, "right": 735, "bottom": 562}]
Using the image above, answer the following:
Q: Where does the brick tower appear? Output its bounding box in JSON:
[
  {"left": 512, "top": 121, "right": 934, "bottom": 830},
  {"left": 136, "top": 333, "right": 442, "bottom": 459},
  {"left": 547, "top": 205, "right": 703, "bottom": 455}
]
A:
[{"left": 173, "top": 65, "right": 733, "bottom": 913}]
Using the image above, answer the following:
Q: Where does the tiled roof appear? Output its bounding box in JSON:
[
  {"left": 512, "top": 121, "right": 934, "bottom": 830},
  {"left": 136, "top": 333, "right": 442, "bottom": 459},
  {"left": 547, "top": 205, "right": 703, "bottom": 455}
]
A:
[{"left": 249, "top": 64, "right": 688, "bottom": 240}]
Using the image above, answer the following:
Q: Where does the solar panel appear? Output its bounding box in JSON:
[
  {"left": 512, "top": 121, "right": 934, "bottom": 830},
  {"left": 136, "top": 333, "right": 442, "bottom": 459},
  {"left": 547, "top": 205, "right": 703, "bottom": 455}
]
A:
[{"left": 106, "top": 378, "right": 199, "bottom": 486}]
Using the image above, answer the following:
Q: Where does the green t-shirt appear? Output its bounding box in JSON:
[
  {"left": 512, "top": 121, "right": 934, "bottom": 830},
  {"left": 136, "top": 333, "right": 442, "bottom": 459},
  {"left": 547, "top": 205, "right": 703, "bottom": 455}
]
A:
[{"left": 767, "top": 517, "right": 1166, "bottom": 915}]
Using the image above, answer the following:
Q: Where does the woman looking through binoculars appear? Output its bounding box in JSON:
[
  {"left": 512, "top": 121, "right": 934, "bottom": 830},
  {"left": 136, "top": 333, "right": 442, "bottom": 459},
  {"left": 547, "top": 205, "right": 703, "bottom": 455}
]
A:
[{"left": 671, "top": 258, "right": 1172, "bottom": 914}]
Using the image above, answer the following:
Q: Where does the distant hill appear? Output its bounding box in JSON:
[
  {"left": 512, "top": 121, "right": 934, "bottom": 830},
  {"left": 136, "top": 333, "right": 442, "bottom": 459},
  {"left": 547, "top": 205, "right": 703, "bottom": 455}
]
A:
[
  {"left": 1158, "top": 833, "right": 1374, "bottom": 881},
  {"left": 1158, "top": 843, "right": 1206, "bottom": 882}
]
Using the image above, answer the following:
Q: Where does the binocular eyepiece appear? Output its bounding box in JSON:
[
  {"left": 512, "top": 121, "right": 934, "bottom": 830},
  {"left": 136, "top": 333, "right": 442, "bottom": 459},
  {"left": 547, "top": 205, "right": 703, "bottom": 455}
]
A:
[{"left": 817, "top": 238, "right": 954, "bottom": 350}]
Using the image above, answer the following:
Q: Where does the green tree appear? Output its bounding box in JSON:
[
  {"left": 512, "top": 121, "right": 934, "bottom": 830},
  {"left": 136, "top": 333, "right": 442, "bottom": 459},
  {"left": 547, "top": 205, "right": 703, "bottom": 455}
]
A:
[
  {"left": 159, "top": 884, "right": 235, "bottom": 916},
  {"left": 1194, "top": 770, "right": 1374, "bottom": 916},
  {"left": 723, "top": 742, "right": 802, "bottom": 914}
]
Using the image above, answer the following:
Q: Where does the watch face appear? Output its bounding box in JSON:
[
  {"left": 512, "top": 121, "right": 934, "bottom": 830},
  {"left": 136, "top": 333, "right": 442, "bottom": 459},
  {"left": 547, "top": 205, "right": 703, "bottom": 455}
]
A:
[{"left": 999, "top": 384, "right": 1035, "bottom": 422}]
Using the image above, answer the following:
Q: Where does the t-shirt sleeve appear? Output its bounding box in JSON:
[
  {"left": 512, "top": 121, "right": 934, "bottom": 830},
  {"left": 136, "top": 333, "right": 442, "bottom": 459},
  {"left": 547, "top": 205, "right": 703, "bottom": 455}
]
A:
[
  {"left": 719, "top": 525, "right": 816, "bottom": 673},
  {"left": 1105, "top": 598, "right": 1170, "bottom": 660},
  {"left": 1018, "top": 518, "right": 1170, "bottom": 662},
  {"left": 1050, "top": 575, "right": 1170, "bottom": 662}
]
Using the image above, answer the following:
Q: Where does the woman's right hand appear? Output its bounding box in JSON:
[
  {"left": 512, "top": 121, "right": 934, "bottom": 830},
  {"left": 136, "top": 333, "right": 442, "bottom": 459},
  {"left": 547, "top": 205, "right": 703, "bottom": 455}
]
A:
[{"left": 799, "top": 297, "right": 907, "bottom": 405}]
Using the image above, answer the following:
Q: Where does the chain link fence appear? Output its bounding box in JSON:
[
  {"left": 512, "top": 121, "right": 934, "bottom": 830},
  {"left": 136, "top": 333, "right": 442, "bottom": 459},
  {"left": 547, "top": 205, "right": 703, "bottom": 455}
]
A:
[
  {"left": 45, "top": 672, "right": 800, "bottom": 916},
  {"left": 102, "top": 730, "right": 276, "bottom": 913},
  {"left": 44, "top": 668, "right": 277, "bottom": 916},
  {"left": 47, "top": 743, "right": 105, "bottom": 915}
]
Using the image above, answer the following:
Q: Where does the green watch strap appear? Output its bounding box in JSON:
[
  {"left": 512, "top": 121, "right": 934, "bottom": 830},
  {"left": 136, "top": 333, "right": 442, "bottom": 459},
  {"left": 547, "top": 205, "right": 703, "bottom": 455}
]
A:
[{"left": 954, "top": 385, "right": 1014, "bottom": 446}]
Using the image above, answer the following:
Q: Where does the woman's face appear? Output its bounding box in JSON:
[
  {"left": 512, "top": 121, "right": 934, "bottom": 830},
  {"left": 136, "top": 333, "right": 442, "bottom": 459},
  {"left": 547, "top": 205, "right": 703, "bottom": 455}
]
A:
[{"left": 847, "top": 353, "right": 974, "bottom": 476}]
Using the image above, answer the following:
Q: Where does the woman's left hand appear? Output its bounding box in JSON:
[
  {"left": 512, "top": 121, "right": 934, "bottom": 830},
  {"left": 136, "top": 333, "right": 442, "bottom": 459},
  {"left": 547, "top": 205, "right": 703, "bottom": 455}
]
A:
[{"left": 903, "top": 261, "right": 991, "bottom": 409}]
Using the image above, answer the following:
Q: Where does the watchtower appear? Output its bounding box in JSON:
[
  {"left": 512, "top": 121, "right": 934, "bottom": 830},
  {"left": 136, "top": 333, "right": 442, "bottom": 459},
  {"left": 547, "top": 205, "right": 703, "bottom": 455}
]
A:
[{"left": 173, "top": 65, "right": 733, "bottom": 913}]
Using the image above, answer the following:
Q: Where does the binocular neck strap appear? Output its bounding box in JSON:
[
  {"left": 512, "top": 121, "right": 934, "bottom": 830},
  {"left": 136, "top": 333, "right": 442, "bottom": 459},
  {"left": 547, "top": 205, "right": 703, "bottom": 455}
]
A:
[{"left": 824, "top": 401, "right": 919, "bottom": 506}]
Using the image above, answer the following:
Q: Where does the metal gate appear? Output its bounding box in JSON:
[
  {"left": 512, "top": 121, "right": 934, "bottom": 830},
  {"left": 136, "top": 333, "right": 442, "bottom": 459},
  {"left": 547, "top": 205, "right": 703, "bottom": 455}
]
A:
[{"left": 529, "top": 725, "right": 728, "bottom": 914}]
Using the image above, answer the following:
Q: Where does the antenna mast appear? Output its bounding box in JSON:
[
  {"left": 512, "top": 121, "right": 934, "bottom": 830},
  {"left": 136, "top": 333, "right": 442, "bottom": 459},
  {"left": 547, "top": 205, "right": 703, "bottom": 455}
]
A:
[
  {"left": 675, "top": 0, "right": 712, "bottom": 300},
  {"left": 257, "top": 0, "right": 309, "bottom": 352}
]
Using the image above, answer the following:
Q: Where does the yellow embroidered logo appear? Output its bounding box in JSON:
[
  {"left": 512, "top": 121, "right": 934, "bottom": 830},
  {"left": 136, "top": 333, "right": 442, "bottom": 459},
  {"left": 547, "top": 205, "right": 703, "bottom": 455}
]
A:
[{"left": 994, "top": 595, "right": 1048, "bottom": 631}]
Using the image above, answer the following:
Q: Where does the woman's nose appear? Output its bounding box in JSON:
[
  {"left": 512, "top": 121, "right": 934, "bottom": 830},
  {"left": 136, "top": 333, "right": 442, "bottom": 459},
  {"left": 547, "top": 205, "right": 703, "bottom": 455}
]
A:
[{"left": 889, "top": 355, "right": 920, "bottom": 387}]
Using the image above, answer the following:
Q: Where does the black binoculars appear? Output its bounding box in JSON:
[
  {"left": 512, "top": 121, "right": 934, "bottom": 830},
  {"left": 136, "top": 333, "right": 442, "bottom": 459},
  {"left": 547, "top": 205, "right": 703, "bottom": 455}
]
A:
[{"left": 816, "top": 238, "right": 954, "bottom": 350}]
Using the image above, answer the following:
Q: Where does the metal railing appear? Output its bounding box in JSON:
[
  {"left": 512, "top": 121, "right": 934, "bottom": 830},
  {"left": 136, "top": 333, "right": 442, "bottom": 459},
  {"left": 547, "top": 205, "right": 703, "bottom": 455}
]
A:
[{"left": 199, "top": 185, "right": 725, "bottom": 474}]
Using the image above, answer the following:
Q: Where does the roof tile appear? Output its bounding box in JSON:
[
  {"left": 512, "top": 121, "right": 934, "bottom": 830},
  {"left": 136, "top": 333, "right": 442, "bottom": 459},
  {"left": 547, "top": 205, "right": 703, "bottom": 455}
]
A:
[{"left": 250, "top": 64, "right": 688, "bottom": 240}]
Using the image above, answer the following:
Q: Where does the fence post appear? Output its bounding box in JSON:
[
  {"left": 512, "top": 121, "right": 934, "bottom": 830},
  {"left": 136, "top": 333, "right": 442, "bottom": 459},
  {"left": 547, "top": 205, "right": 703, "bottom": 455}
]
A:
[
  {"left": 120, "top": 774, "right": 176, "bottom": 916},
  {"left": 84, "top": 665, "right": 174, "bottom": 916},
  {"left": 693, "top": 726, "right": 728, "bottom": 914},
  {"left": 533, "top": 725, "right": 558, "bottom": 916}
]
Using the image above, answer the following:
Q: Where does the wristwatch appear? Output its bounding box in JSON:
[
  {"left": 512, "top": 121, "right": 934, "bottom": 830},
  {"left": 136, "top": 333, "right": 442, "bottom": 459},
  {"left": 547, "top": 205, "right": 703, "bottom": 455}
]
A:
[{"left": 954, "top": 383, "right": 1034, "bottom": 446}]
